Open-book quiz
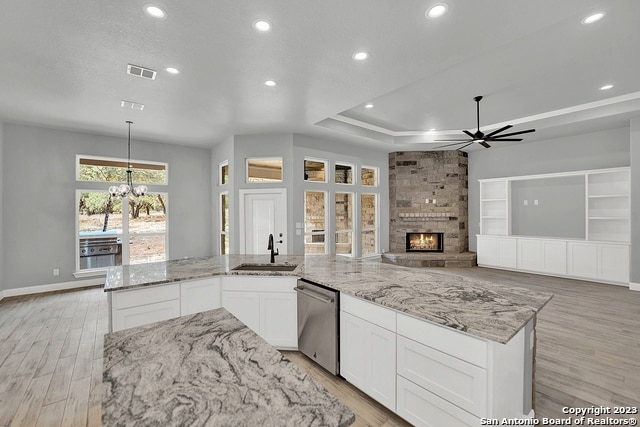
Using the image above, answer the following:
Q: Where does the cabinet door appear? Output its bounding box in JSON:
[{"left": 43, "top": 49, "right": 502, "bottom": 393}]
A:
[
  {"left": 541, "top": 240, "right": 567, "bottom": 275},
  {"left": 497, "top": 238, "right": 517, "bottom": 268},
  {"left": 365, "top": 322, "right": 396, "bottom": 411},
  {"left": 567, "top": 242, "right": 598, "bottom": 279},
  {"left": 598, "top": 244, "right": 629, "bottom": 284},
  {"left": 517, "top": 239, "right": 542, "bottom": 272},
  {"left": 180, "top": 278, "right": 221, "bottom": 316},
  {"left": 113, "top": 300, "right": 180, "bottom": 332},
  {"left": 260, "top": 292, "right": 297, "bottom": 349},
  {"left": 222, "top": 291, "right": 260, "bottom": 333},
  {"left": 476, "top": 237, "right": 497, "bottom": 266},
  {"left": 340, "top": 311, "right": 366, "bottom": 389}
]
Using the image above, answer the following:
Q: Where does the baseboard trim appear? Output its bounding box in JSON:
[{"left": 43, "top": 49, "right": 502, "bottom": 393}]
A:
[
  {"left": 630, "top": 282, "right": 640, "bottom": 291},
  {"left": 0, "top": 278, "right": 105, "bottom": 301}
]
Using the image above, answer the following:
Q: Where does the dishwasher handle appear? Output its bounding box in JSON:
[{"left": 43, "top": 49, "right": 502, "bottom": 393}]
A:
[{"left": 294, "top": 286, "right": 334, "bottom": 304}]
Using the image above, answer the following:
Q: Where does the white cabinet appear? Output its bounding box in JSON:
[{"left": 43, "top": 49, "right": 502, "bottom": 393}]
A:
[
  {"left": 260, "top": 292, "right": 298, "bottom": 349},
  {"left": 180, "top": 277, "right": 221, "bottom": 316},
  {"left": 111, "top": 284, "right": 181, "bottom": 332},
  {"left": 477, "top": 236, "right": 516, "bottom": 268},
  {"left": 340, "top": 295, "right": 396, "bottom": 411},
  {"left": 567, "top": 242, "right": 598, "bottom": 279},
  {"left": 221, "top": 276, "right": 298, "bottom": 349},
  {"left": 396, "top": 375, "right": 479, "bottom": 427},
  {"left": 515, "top": 238, "right": 567, "bottom": 275},
  {"left": 223, "top": 290, "right": 261, "bottom": 333}
]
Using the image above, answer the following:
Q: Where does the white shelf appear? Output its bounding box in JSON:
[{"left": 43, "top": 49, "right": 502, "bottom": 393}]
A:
[
  {"left": 481, "top": 198, "right": 507, "bottom": 202},
  {"left": 481, "top": 216, "right": 507, "bottom": 219},
  {"left": 588, "top": 194, "right": 628, "bottom": 199}
]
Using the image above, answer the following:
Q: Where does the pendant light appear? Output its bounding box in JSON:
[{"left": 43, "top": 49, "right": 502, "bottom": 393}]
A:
[{"left": 109, "top": 121, "right": 148, "bottom": 198}]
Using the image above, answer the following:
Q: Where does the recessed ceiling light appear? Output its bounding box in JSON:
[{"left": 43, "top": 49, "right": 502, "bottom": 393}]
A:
[
  {"left": 582, "top": 12, "right": 605, "bottom": 24},
  {"left": 144, "top": 5, "right": 166, "bottom": 19},
  {"left": 254, "top": 20, "right": 272, "bottom": 32},
  {"left": 600, "top": 84, "right": 614, "bottom": 91},
  {"left": 265, "top": 80, "right": 276, "bottom": 87},
  {"left": 364, "top": 103, "right": 374, "bottom": 109},
  {"left": 166, "top": 67, "right": 180, "bottom": 74},
  {"left": 353, "top": 51, "right": 369, "bottom": 61},
  {"left": 426, "top": 4, "right": 448, "bottom": 19}
]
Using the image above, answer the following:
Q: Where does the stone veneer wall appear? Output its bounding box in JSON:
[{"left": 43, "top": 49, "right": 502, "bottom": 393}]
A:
[{"left": 389, "top": 151, "right": 468, "bottom": 253}]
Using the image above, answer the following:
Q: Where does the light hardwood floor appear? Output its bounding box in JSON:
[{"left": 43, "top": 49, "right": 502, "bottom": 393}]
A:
[{"left": 1, "top": 268, "right": 639, "bottom": 426}]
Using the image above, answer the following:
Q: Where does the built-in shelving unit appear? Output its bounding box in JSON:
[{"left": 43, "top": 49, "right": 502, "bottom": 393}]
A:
[
  {"left": 479, "top": 179, "right": 508, "bottom": 235},
  {"left": 477, "top": 167, "right": 630, "bottom": 286},
  {"left": 586, "top": 169, "right": 630, "bottom": 243}
]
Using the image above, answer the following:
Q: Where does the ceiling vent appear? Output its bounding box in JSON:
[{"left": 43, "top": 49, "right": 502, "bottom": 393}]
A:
[
  {"left": 127, "top": 64, "right": 157, "bottom": 80},
  {"left": 121, "top": 100, "right": 145, "bottom": 111}
]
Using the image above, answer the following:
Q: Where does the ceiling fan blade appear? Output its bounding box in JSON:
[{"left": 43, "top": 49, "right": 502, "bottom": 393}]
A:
[
  {"left": 478, "top": 141, "right": 491, "bottom": 148},
  {"left": 490, "top": 138, "right": 523, "bottom": 142},
  {"left": 490, "top": 128, "right": 535, "bottom": 138},
  {"left": 462, "top": 130, "right": 475, "bottom": 138},
  {"left": 484, "top": 125, "right": 512, "bottom": 138},
  {"left": 456, "top": 142, "right": 475, "bottom": 151},
  {"left": 433, "top": 141, "right": 470, "bottom": 149},
  {"left": 434, "top": 139, "right": 472, "bottom": 142}
]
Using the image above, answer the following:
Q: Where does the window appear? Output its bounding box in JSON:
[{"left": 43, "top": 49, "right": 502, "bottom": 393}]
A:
[
  {"left": 361, "top": 193, "right": 378, "bottom": 255},
  {"left": 304, "top": 191, "right": 327, "bottom": 254},
  {"left": 246, "top": 158, "right": 283, "bottom": 183},
  {"left": 78, "top": 156, "right": 167, "bottom": 184},
  {"left": 220, "top": 161, "right": 229, "bottom": 185},
  {"left": 335, "top": 192, "right": 353, "bottom": 256},
  {"left": 361, "top": 166, "right": 378, "bottom": 186},
  {"left": 220, "top": 192, "right": 229, "bottom": 254},
  {"left": 335, "top": 163, "right": 353, "bottom": 184},
  {"left": 304, "top": 159, "right": 327, "bottom": 182},
  {"left": 76, "top": 156, "right": 168, "bottom": 273}
]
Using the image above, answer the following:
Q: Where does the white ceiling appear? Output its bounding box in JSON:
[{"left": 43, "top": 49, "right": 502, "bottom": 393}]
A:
[{"left": 1, "top": 0, "right": 638, "bottom": 151}]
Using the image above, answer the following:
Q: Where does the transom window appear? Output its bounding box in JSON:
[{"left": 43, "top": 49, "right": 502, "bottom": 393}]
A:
[
  {"left": 78, "top": 155, "right": 167, "bottom": 184},
  {"left": 246, "top": 158, "right": 283, "bottom": 183}
]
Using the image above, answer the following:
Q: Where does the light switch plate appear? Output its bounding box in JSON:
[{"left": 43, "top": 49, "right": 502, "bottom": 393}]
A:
[
  {"left": 534, "top": 199, "right": 539, "bottom": 205},
  {"left": 523, "top": 200, "right": 528, "bottom": 206}
]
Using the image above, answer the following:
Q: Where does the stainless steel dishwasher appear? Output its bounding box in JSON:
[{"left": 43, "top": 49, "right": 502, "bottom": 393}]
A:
[{"left": 295, "top": 279, "right": 340, "bottom": 375}]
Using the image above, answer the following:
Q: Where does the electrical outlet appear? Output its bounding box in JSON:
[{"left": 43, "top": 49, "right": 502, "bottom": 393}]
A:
[
  {"left": 534, "top": 199, "right": 539, "bottom": 205},
  {"left": 53, "top": 268, "right": 59, "bottom": 276},
  {"left": 523, "top": 200, "right": 528, "bottom": 206}
]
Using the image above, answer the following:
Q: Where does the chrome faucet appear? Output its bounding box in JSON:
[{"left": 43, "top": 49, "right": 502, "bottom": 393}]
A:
[{"left": 267, "top": 233, "right": 279, "bottom": 263}]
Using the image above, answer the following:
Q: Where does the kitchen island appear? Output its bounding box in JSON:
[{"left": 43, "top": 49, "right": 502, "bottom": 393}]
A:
[
  {"left": 103, "top": 307, "right": 355, "bottom": 427},
  {"left": 104, "top": 255, "right": 553, "bottom": 426}
]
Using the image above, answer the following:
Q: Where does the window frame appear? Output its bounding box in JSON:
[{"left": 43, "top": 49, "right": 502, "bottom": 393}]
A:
[
  {"left": 76, "top": 154, "right": 169, "bottom": 185},
  {"left": 304, "top": 190, "right": 328, "bottom": 255},
  {"left": 219, "top": 191, "right": 230, "bottom": 255},
  {"left": 335, "top": 191, "right": 354, "bottom": 257},
  {"left": 219, "top": 160, "right": 229, "bottom": 186},
  {"left": 334, "top": 162, "right": 355, "bottom": 185},
  {"left": 360, "top": 192, "right": 379, "bottom": 257},
  {"left": 245, "top": 157, "right": 284, "bottom": 183},
  {"left": 304, "top": 157, "right": 328, "bottom": 183}
]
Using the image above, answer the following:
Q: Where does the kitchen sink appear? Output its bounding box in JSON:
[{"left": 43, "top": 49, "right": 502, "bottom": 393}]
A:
[{"left": 231, "top": 263, "right": 298, "bottom": 272}]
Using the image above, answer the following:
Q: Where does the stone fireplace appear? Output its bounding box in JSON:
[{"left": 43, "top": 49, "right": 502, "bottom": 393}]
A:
[{"left": 383, "top": 151, "right": 477, "bottom": 268}]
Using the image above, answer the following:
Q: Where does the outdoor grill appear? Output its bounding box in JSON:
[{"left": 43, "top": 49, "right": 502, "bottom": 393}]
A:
[{"left": 79, "top": 236, "right": 122, "bottom": 269}]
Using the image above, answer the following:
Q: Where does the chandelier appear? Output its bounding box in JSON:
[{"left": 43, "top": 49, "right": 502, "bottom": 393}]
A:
[{"left": 109, "top": 121, "right": 148, "bottom": 198}]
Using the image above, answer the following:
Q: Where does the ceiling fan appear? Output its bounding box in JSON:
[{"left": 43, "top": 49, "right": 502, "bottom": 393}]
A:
[{"left": 433, "top": 96, "right": 535, "bottom": 150}]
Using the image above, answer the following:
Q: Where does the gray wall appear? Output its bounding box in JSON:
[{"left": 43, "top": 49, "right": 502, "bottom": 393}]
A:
[
  {"left": 631, "top": 117, "right": 640, "bottom": 286},
  {"left": 511, "top": 176, "right": 585, "bottom": 239},
  {"left": 468, "top": 127, "right": 631, "bottom": 251},
  {"left": 0, "top": 122, "right": 4, "bottom": 291},
  {"left": 2, "top": 123, "right": 212, "bottom": 290}
]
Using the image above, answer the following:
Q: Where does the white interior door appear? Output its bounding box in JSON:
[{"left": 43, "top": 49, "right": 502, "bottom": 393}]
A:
[{"left": 239, "top": 189, "right": 288, "bottom": 255}]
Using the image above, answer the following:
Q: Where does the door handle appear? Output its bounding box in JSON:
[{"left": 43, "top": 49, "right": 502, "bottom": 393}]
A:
[{"left": 294, "top": 287, "right": 334, "bottom": 304}]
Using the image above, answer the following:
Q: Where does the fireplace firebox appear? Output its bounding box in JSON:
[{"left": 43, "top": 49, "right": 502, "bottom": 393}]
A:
[{"left": 406, "top": 232, "right": 444, "bottom": 252}]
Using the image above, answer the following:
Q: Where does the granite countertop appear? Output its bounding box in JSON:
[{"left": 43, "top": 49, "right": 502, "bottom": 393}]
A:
[
  {"left": 103, "top": 307, "right": 355, "bottom": 427},
  {"left": 105, "top": 254, "right": 553, "bottom": 344}
]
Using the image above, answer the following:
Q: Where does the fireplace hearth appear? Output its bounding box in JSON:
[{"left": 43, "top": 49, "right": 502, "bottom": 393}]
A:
[{"left": 406, "top": 232, "right": 444, "bottom": 253}]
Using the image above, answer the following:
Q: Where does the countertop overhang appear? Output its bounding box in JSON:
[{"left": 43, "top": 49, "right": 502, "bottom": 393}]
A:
[{"left": 104, "top": 254, "right": 553, "bottom": 344}]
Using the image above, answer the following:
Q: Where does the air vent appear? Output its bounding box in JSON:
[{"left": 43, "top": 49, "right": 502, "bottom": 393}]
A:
[
  {"left": 127, "top": 64, "right": 157, "bottom": 80},
  {"left": 121, "top": 100, "right": 145, "bottom": 111}
]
